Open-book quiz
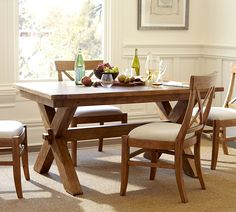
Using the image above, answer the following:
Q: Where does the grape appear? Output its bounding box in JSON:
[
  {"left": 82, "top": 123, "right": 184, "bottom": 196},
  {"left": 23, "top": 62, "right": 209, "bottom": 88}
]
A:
[
  {"left": 104, "top": 63, "right": 112, "bottom": 69},
  {"left": 97, "top": 63, "right": 104, "bottom": 71},
  {"left": 112, "top": 66, "right": 119, "bottom": 73},
  {"left": 96, "top": 62, "right": 118, "bottom": 73}
]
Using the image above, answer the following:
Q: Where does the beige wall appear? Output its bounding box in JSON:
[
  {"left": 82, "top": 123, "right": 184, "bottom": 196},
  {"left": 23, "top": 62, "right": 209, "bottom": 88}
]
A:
[
  {"left": 121, "top": 0, "right": 236, "bottom": 46},
  {"left": 122, "top": 0, "right": 203, "bottom": 45},
  {"left": 202, "top": 0, "right": 236, "bottom": 46}
]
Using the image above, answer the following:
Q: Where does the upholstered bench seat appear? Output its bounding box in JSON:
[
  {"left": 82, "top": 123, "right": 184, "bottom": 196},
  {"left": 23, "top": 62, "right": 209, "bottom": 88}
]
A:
[{"left": 74, "top": 105, "right": 123, "bottom": 117}]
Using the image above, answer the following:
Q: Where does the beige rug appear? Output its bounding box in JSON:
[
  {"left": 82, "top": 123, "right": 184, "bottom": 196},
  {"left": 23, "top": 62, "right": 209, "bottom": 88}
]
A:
[{"left": 0, "top": 138, "right": 236, "bottom": 212}]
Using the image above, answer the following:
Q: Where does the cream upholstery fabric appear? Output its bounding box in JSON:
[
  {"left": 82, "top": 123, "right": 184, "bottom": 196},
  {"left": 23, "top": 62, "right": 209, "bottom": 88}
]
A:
[
  {"left": 208, "top": 107, "right": 236, "bottom": 120},
  {"left": 74, "top": 105, "right": 122, "bottom": 117},
  {"left": 0, "top": 120, "right": 24, "bottom": 139},
  {"left": 129, "top": 121, "right": 193, "bottom": 142}
]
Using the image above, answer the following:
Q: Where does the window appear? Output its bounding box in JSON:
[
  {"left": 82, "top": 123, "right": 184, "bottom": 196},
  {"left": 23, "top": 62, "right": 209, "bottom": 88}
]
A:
[{"left": 19, "top": 0, "right": 103, "bottom": 80}]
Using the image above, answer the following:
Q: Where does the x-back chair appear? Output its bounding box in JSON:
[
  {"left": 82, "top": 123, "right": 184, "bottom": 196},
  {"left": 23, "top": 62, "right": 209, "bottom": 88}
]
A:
[
  {"left": 55, "top": 60, "right": 127, "bottom": 166},
  {"left": 205, "top": 64, "right": 236, "bottom": 169},
  {"left": 120, "top": 73, "right": 216, "bottom": 203}
]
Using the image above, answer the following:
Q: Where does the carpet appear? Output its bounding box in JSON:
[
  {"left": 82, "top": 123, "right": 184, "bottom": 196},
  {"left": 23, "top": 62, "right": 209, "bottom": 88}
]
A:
[{"left": 0, "top": 138, "right": 236, "bottom": 212}]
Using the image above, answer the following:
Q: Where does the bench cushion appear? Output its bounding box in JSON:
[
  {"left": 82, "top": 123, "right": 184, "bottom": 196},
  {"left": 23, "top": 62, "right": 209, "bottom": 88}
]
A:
[
  {"left": 0, "top": 120, "right": 24, "bottom": 139},
  {"left": 74, "top": 105, "right": 123, "bottom": 117}
]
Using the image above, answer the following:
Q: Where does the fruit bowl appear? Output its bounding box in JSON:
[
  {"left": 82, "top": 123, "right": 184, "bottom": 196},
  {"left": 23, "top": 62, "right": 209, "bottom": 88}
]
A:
[
  {"left": 94, "top": 70, "right": 119, "bottom": 80},
  {"left": 94, "top": 62, "right": 119, "bottom": 80},
  {"left": 93, "top": 70, "right": 119, "bottom": 80}
]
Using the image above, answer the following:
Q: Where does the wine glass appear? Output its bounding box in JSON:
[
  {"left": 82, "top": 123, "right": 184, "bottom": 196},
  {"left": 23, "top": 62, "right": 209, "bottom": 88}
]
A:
[
  {"left": 101, "top": 73, "right": 113, "bottom": 87},
  {"left": 157, "top": 59, "right": 167, "bottom": 83},
  {"left": 124, "top": 68, "right": 136, "bottom": 78},
  {"left": 145, "top": 53, "right": 160, "bottom": 84}
]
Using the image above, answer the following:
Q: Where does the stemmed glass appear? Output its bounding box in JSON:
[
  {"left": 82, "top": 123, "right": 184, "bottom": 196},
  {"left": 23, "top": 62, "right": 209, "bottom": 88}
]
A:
[
  {"left": 157, "top": 59, "right": 167, "bottom": 83},
  {"left": 145, "top": 53, "right": 160, "bottom": 84},
  {"left": 145, "top": 53, "right": 167, "bottom": 84}
]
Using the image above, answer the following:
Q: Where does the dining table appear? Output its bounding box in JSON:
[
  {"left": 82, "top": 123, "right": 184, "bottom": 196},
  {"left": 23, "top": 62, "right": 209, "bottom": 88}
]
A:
[{"left": 15, "top": 81, "right": 223, "bottom": 196}]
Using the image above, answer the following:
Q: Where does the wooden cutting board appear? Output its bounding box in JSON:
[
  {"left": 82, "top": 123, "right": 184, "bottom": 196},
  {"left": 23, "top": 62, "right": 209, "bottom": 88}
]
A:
[{"left": 113, "top": 81, "right": 145, "bottom": 86}]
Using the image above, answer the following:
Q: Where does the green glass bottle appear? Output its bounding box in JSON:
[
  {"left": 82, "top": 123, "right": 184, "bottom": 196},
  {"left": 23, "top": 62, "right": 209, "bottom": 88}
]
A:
[
  {"left": 131, "top": 48, "right": 140, "bottom": 76},
  {"left": 75, "top": 49, "right": 85, "bottom": 85}
]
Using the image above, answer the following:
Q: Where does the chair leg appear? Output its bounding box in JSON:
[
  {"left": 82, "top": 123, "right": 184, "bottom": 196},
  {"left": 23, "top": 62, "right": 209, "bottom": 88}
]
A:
[
  {"left": 222, "top": 142, "right": 229, "bottom": 155},
  {"left": 12, "top": 141, "right": 23, "bottom": 198},
  {"left": 175, "top": 149, "right": 188, "bottom": 203},
  {"left": 120, "top": 135, "right": 130, "bottom": 196},
  {"left": 71, "top": 141, "right": 77, "bottom": 167},
  {"left": 194, "top": 135, "right": 205, "bottom": 189},
  {"left": 122, "top": 114, "right": 128, "bottom": 124},
  {"left": 21, "top": 127, "right": 30, "bottom": 180},
  {"left": 98, "top": 138, "right": 103, "bottom": 152},
  {"left": 149, "top": 150, "right": 157, "bottom": 180},
  {"left": 98, "top": 122, "right": 104, "bottom": 152},
  {"left": 70, "top": 120, "right": 78, "bottom": 166},
  {"left": 221, "top": 128, "right": 229, "bottom": 155},
  {"left": 211, "top": 124, "right": 220, "bottom": 170}
]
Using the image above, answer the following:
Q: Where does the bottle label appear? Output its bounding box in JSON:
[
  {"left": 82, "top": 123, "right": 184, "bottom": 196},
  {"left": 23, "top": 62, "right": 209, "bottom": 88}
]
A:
[{"left": 75, "top": 66, "right": 85, "bottom": 85}]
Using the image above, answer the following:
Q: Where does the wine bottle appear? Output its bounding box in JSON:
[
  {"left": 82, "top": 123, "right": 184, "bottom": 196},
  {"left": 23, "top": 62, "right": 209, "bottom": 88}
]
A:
[
  {"left": 75, "top": 49, "right": 85, "bottom": 85},
  {"left": 131, "top": 48, "right": 140, "bottom": 76}
]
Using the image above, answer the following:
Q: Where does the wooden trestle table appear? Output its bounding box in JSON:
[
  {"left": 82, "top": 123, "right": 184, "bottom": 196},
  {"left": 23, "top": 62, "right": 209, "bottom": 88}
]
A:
[{"left": 15, "top": 81, "right": 223, "bottom": 196}]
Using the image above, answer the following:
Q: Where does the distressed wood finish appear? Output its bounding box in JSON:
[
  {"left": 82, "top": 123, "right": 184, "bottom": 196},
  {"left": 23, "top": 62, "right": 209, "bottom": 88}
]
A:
[
  {"left": 120, "top": 73, "right": 217, "bottom": 203},
  {"left": 55, "top": 60, "right": 128, "bottom": 166},
  {"left": 15, "top": 81, "right": 223, "bottom": 196}
]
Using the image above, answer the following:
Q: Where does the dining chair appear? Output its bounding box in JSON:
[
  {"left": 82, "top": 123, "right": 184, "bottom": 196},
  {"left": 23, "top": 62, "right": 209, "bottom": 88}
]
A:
[
  {"left": 205, "top": 64, "right": 236, "bottom": 170},
  {"left": 0, "top": 121, "right": 30, "bottom": 198},
  {"left": 120, "top": 73, "right": 216, "bottom": 203},
  {"left": 55, "top": 60, "right": 128, "bottom": 166}
]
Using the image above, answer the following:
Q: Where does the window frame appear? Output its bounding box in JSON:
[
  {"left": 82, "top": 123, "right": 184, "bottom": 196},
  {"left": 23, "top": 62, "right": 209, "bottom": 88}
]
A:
[{"left": 16, "top": 0, "right": 111, "bottom": 82}]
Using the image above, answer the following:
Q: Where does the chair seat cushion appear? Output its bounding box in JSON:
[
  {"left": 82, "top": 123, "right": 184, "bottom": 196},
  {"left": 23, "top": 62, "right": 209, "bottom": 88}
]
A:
[
  {"left": 208, "top": 107, "right": 236, "bottom": 120},
  {"left": 0, "top": 120, "right": 24, "bottom": 139},
  {"left": 129, "top": 121, "right": 192, "bottom": 142},
  {"left": 74, "top": 105, "right": 123, "bottom": 117}
]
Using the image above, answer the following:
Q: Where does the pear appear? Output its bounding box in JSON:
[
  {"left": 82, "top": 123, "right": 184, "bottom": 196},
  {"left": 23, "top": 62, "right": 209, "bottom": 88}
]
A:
[{"left": 118, "top": 74, "right": 126, "bottom": 83}]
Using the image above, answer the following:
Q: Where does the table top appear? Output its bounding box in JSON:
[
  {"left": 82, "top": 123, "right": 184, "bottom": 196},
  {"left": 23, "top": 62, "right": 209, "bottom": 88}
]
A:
[{"left": 15, "top": 81, "right": 223, "bottom": 108}]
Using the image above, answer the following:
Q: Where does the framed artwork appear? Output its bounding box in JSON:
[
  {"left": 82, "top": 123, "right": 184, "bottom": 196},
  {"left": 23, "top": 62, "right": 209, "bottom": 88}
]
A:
[{"left": 138, "top": 0, "right": 189, "bottom": 30}]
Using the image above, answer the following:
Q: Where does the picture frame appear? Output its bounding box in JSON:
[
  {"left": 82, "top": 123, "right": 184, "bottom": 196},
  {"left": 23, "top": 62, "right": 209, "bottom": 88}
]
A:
[{"left": 138, "top": 0, "right": 189, "bottom": 30}]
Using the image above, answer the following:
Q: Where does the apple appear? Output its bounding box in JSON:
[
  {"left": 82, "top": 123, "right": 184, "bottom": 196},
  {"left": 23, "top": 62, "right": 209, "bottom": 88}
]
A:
[{"left": 81, "top": 76, "right": 93, "bottom": 86}]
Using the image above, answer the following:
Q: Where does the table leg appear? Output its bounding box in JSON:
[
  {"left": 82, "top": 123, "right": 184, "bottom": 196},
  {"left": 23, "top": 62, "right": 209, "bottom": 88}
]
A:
[
  {"left": 34, "top": 104, "right": 83, "bottom": 195},
  {"left": 156, "top": 100, "right": 188, "bottom": 123},
  {"left": 51, "top": 136, "right": 83, "bottom": 195},
  {"left": 34, "top": 140, "right": 54, "bottom": 173},
  {"left": 34, "top": 104, "right": 55, "bottom": 173}
]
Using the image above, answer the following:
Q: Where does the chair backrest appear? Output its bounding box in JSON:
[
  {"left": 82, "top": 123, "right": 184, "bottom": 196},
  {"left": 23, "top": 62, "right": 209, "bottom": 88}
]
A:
[
  {"left": 176, "top": 73, "right": 217, "bottom": 146},
  {"left": 55, "top": 60, "right": 103, "bottom": 81},
  {"left": 223, "top": 64, "right": 236, "bottom": 108}
]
